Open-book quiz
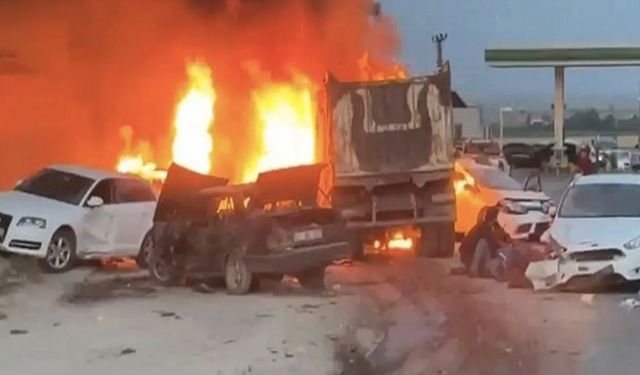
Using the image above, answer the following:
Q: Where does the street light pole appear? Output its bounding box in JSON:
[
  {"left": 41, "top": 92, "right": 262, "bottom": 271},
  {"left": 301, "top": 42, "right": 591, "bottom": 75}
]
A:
[{"left": 499, "top": 107, "right": 512, "bottom": 153}]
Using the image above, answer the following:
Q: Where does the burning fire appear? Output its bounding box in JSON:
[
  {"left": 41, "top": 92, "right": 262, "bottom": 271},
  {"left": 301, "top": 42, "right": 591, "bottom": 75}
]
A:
[
  {"left": 116, "top": 126, "right": 166, "bottom": 181},
  {"left": 172, "top": 61, "right": 216, "bottom": 174},
  {"left": 453, "top": 162, "right": 476, "bottom": 195},
  {"left": 242, "top": 75, "right": 317, "bottom": 182},
  {"left": 116, "top": 60, "right": 215, "bottom": 179},
  {"left": 387, "top": 231, "right": 414, "bottom": 251}
]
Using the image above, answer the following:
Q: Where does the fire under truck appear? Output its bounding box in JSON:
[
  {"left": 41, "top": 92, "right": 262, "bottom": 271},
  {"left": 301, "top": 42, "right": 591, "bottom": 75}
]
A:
[{"left": 319, "top": 62, "right": 456, "bottom": 258}]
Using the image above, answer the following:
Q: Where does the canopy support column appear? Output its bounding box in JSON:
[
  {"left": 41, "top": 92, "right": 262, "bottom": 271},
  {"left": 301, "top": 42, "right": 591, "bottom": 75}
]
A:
[{"left": 553, "top": 66, "right": 565, "bottom": 170}]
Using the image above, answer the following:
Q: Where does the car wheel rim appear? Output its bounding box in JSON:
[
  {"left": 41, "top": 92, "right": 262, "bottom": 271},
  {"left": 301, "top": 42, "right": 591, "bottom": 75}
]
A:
[
  {"left": 152, "top": 255, "right": 171, "bottom": 282},
  {"left": 47, "top": 237, "right": 71, "bottom": 269},
  {"left": 141, "top": 236, "right": 153, "bottom": 262},
  {"left": 227, "top": 258, "right": 242, "bottom": 288}
]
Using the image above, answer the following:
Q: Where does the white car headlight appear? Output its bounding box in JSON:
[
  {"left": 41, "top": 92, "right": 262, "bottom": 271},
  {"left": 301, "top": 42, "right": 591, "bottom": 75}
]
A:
[
  {"left": 623, "top": 235, "right": 640, "bottom": 250},
  {"left": 17, "top": 217, "right": 47, "bottom": 229}
]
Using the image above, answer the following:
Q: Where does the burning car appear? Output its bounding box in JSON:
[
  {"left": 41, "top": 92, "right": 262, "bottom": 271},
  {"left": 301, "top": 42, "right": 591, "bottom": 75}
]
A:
[
  {"left": 454, "top": 158, "right": 553, "bottom": 241},
  {"left": 0, "top": 165, "right": 156, "bottom": 272},
  {"left": 148, "top": 163, "right": 350, "bottom": 294}
]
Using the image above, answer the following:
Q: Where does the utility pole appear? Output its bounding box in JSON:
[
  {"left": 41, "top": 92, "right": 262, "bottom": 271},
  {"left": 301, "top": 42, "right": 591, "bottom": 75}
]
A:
[{"left": 431, "top": 33, "right": 448, "bottom": 70}]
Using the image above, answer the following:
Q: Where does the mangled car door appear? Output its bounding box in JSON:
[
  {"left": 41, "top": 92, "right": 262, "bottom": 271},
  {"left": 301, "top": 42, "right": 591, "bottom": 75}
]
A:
[
  {"left": 80, "top": 179, "right": 118, "bottom": 254},
  {"left": 154, "top": 163, "right": 228, "bottom": 223}
]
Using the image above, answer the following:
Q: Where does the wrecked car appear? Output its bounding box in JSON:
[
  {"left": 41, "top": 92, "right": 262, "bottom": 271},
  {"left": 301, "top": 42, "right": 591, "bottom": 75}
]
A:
[
  {"left": 528, "top": 173, "right": 640, "bottom": 290},
  {"left": 454, "top": 158, "right": 553, "bottom": 241},
  {"left": 148, "top": 163, "right": 351, "bottom": 294}
]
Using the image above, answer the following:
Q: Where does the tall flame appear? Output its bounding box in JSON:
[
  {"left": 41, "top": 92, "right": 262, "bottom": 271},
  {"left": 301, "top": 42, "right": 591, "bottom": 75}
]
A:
[
  {"left": 242, "top": 75, "right": 316, "bottom": 182},
  {"left": 172, "top": 61, "right": 216, "bottom": 174},
  {"left": 116, "top": 125, "right": 166, "bottom": 181}
]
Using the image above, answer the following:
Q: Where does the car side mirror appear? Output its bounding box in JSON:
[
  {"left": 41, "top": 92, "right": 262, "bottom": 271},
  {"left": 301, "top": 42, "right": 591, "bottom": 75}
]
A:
[{"left": 86, "top": 196, "right": 104, "bottom": 208}]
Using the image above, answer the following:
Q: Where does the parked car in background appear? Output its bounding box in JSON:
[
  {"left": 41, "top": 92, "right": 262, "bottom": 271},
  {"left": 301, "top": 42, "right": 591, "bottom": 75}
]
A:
[
  {"left": 600, "top": 149, "right": 635, "bottom": 171},
  {"left": 454, "top": 158, "right": 553, "bottom": 241},
  {"left": 461, "top": 139, "right": 509, "bottom": 172},
  {"left": 541, "top": 173, "right": 640, "bottom": 288},
  {"left": 149, "top": 163, "right": 350, "bottom": 295},
  {"left": 0, "top": 165, "right": 156, "bottom": 272}
]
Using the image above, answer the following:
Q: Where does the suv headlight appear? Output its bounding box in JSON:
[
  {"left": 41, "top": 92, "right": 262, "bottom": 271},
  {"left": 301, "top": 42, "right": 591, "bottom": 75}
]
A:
[
  {"left": 499, "top": 199, "right": 528, "bottom": 215},
  {"left": 541, "top": 201, "right": 557, "bottom": 215},
  {"left": 17, "top": 216, "right": 47, "bottom": 229},
  {"left": 623, "top": 235, "right": 640, "bottom": 250}
]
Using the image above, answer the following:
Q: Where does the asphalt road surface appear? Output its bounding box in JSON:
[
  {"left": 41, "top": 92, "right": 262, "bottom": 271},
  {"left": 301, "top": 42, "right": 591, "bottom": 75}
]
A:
[{"left": 2, "top": 172, "right": 640, "bottom": 375}]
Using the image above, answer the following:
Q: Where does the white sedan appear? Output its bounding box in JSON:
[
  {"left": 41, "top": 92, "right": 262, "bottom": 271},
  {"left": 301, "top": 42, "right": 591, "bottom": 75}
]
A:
[
  {"left": 455, "top": 158, "right": 553, "bottom": 241},
  {"left": 540, "top": 173, "right": 640, "bottom": 287},
  {"left": 0, "top": 165, "right": 156, "bottom": 272}
]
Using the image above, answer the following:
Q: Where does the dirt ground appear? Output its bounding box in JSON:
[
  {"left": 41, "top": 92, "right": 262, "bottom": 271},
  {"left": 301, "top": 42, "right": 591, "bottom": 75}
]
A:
[{"left": 3, "top": 251, "right": 640, "bottom": 375}]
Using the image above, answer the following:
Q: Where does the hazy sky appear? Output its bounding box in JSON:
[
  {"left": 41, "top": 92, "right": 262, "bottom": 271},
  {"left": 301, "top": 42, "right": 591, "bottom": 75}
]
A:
[{"left": 382, "top": 0, "right": 640, "bottom": 107}]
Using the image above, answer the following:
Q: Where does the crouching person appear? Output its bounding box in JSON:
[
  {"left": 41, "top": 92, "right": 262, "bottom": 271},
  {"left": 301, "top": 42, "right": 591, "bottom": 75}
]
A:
[{"left": 459, "top": 205, "right": 510, "bottom": 279}]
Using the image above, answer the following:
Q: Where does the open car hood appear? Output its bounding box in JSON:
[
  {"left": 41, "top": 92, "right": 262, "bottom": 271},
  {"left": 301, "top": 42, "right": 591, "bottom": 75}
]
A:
[
  {"left": 153, "top": 163, "right": 228, "bottom": 222},
  {"left": 502, "top": 143, "right": 553, "bottom": 169},
  {"left": 255, "top": 164, "right": 326, "bottom": 206}
]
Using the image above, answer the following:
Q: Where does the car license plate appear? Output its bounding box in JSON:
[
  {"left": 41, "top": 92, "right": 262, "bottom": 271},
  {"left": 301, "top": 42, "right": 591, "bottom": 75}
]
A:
[{"left": 294, "top": 229, "right": 323, "bottom": 242}]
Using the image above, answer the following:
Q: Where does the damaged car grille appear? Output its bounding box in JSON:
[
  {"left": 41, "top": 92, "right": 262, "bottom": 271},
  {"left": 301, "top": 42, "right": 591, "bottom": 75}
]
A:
[
  {"left": 0, "top": 212, "right": 12, "bottom": 244},
  {"left": 569, "top": 249, "right": 624, "bottom": 262},
  {"left": 533, "top": 222, "right": 550, "bottom": 237}
]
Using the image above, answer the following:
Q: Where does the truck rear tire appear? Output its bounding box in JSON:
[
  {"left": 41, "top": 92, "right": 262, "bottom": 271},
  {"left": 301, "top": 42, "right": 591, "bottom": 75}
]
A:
[
  {"left": 418, "top": 222, "right": 455, "bottom": 258},
  {"left": 350, "top": 230, "right": 366, "bottom": 260}
]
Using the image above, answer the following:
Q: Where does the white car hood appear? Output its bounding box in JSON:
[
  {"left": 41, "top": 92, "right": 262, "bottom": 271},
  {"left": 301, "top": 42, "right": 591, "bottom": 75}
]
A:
[
  {"left": 550, "top": 217, "right": 640, "bottom": 249},
  {"left": 0, "top": 191, "right": 78, "bottom": 218}
]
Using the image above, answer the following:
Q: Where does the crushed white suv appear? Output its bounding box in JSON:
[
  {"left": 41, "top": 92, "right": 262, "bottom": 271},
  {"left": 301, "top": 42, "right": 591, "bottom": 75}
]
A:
[
  {"left": 0, "top": 165, "right": 156, "bottom": 273},
  {"left": 542, "top": 173, "right": 640, "bottom": 287}
]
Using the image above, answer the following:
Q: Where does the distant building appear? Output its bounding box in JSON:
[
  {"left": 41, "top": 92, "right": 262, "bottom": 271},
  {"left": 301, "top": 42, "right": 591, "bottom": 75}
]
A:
[{"left": 452, "top": 91, "right": 483, "bottom": 140}]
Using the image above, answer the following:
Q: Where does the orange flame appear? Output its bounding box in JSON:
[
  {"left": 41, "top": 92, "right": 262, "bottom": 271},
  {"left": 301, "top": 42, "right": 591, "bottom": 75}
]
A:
[
  {"left": 116, "top": 125, "right": 166, "bottom": 181},
  {"left": 242, "top": 74, "right": 317, "bottom": 182},
  {"left": 172, "top": 60, "right": 216, "bottom": 174},
  {"left": 387, "top": 231, "right": 414, "bottom": 251},
  {"left": 453, "top": 162, "right": 476, "bottom": 195}
]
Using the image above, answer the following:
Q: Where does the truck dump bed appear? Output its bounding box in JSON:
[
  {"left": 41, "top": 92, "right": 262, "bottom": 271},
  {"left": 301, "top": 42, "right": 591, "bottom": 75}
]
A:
[{"left": 325, "top": 62, "right": 453, "bottom": 182}]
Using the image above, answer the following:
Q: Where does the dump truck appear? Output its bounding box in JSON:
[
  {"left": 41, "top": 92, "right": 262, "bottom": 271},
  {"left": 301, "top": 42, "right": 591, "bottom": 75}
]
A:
[{"left": 319, "top": 62, "right": 456, "bottom": 258}]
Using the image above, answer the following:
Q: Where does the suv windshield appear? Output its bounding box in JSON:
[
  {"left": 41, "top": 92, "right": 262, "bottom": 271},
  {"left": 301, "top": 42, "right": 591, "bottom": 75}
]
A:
[
  {"left": 559, "top": 183, "right": 640, "bottom": 218},
  {"left": 15, "top": 168, "right": 95, "bottom": 205},
  {"left": 470, "top": 168, "right": 522, "bottom": 191}
]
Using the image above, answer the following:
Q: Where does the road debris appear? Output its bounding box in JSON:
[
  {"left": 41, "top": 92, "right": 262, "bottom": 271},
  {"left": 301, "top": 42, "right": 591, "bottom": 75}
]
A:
[
  {"left": 119, "top": 348, "right": 136, "bottom": 356},
  {"left": 0, "top": 311, "right": 7, "bottom": 320},
  {"left": 61, "top": 276, "right": 156, "bottom": 304},
  {"left": 581, "top": 294, "right": 595, "bottom": 305},
  {"left": 192, "top": 282, "right": 216, "bottom": 294},
  {"left": 9, "top": 329, "right": 28, "bottom": 335},
  {"left": 620, "top": 298, "right": 640, "bottom": 311},
  {"left": 154, "top": 310, "right": 182, "bottom": 319}
]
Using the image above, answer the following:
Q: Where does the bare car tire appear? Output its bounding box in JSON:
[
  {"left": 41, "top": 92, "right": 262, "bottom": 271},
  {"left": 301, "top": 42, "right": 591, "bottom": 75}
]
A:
[
  {"left": 350, "top": 231, "right": 366, "bottom": 260},
  {"left": 149, "top": 246, "right": 180, "bottom": 286},
  {"left": 225, "top": 251, "right": 253, "bottom": 295},
  {"left": 296, "top": 267, "right": 326, "bottom": 289},
  {"left": 37, "top": 228, "right": 78, "bottom": 273},
  {"left": 135, "top": 231, "right": 153, "bottom": 269}
]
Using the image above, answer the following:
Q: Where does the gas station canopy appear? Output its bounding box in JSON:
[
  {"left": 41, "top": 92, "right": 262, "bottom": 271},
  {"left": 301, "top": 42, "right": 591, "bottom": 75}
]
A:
[
  {"left": 485, "top": 45, "right": 640, "bottom": 167},
  {"left": 486, "top": 46, "right": 640, "bottom": 67}
]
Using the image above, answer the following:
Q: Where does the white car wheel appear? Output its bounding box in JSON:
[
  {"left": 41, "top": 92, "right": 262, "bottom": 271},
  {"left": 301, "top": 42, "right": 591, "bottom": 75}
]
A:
[{"left": 37, "top": 229, "right": 77, "bottom": 273}]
